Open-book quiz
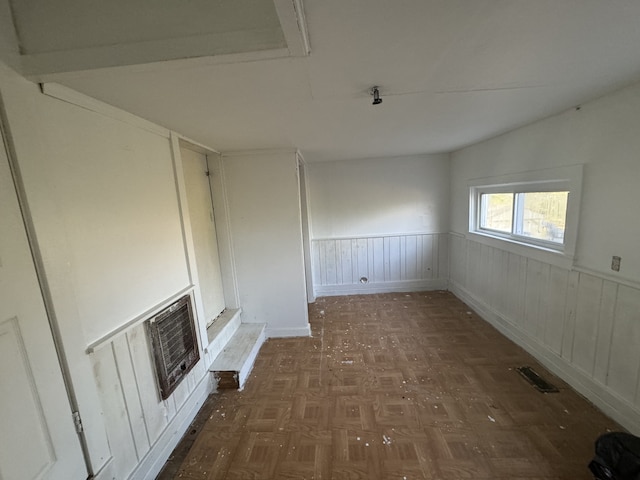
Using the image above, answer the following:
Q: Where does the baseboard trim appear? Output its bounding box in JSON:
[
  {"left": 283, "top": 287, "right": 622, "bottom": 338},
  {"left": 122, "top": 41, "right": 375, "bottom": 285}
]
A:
[
  {"left": 129, "top": 372, "right": 211, "bottom": 480},
  {"left": 265, "top": 324, "right": 312, "bottom": 338},
  {"left": 449, "top": 280, "right": 640, "bottom": 435},
  {"left": 314, "top": 279, "right": 447, "bottom": 297}
]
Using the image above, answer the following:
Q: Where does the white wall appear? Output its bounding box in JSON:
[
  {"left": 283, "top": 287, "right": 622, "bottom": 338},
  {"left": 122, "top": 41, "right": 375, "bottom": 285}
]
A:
[
  {"left": 308, "top": 154, "right": 450, "bottom": 238},
  {"left": 0, "top": 65, "right": 210, "bottom": 479},
  {"left": 307, "top": 154, "right": 450, "bottom": 295},
  {"left": 449, "top": 80, "right": 640, "bottom": 434},
  {"left": 222, "top": 150, "right": 310, "bottom": 337},
  {"left": 451, "top": 83, "right": 640, "bottom": 282}
]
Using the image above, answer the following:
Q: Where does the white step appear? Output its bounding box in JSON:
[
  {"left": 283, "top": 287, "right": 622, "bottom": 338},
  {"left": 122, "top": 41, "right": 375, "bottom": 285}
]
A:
[
  {"left": 205, "top": 308, "right": 241, "bottom": 362},
  {"left": 210, "top": 323, "right": 266, "bottom": 390}
]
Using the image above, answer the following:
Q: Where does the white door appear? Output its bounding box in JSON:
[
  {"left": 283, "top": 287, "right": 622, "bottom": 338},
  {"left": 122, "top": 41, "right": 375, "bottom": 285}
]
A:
[
  {"left": 181, "top": 147, "right": 226, "bottom": 324},
  {"left": 0, "top": 131, "right": 87, "bottom": 479}
]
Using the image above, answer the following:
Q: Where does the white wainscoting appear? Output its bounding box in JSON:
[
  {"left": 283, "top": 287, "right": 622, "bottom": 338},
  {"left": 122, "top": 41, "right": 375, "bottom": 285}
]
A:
[
  {"left": 449, "top": 233, "right": 640, "bottom": 435},
  {"left": 312, "top": 233, "right": 449, "bottom": 296},
  {"left": 90, "top": 321, "right": 210, "bottom": 480}
]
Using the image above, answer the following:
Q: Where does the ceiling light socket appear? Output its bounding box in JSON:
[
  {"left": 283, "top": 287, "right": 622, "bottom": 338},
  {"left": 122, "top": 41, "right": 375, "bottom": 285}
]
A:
[{"left": 371, "top": 86, "right": 382, "bottom": 105}]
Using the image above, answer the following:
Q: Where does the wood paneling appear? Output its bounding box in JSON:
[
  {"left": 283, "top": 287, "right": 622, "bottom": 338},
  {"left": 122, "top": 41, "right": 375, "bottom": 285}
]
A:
[
  {"left": 608, "top": 285, "right": 640, "bottom": 404},
  {"left": 573, "top": 274, "right": 603, "bottom": 375},
  {"left": 312, "top": 234, "right": 447, "bottom": 295},
  {"left": 90, "top": 321, "right": 208, "bottom": 479},
  {"left": 93, "top": 344, "right": 138, "bottom": 479},
  {"left": 544, "top": 266, "right": 569, "bottom": 355},
  {"left": 126, "top": 325, "right": 168, "bottom": 444},
  {"left": 593, "top": 281, "right": 617, "bottom": 385},
  {"left": 449, "top": 235, "right": 640, "bottom": 433}
]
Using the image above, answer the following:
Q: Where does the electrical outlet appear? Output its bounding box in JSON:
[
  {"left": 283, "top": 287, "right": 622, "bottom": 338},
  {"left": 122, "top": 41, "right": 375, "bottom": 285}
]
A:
[{"left": 611, "top": 256, "right": 621, "bottom": 272}]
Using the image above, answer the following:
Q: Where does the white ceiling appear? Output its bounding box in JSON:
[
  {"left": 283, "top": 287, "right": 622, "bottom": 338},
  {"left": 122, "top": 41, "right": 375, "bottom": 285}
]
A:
[
  {"left": 12, "top": 0, "right": 640, "bottom": 162},
  {"left": 10, "top": 0, "right": 285, "bottom": 55}
]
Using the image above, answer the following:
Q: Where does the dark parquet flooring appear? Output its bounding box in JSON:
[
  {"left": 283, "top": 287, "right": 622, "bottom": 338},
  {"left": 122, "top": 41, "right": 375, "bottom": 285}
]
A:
[{"left": 159, "top": 291, "right": 619, "bottom": 479}]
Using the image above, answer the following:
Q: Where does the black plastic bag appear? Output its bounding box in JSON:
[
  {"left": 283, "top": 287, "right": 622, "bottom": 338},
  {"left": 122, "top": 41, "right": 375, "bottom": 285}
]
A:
[{"left": 589, "top": 432, "right": 640, "bottom": 480}]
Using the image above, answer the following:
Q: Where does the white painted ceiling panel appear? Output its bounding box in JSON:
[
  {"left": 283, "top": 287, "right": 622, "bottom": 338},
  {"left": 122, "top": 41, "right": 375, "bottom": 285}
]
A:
[
  {"left": 11, "top": 0, "right": 640, "bottom": 162},
  {"left": 10, "top": 0, "right": 285, "bottom": 54}
]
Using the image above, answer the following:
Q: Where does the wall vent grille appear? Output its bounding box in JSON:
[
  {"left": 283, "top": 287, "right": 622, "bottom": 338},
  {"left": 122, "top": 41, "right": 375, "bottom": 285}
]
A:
[{"left": 146, "top": 294, "right": 200, "bottom": 400}]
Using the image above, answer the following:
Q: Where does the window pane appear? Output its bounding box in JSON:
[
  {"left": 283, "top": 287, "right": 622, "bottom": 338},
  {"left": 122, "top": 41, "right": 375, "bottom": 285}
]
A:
[
  {"left": 480, "top": 193, "right": 513, "bottom": 233},
  {"left": 518, "top": 191, "right": 568, "bottom": 244}
]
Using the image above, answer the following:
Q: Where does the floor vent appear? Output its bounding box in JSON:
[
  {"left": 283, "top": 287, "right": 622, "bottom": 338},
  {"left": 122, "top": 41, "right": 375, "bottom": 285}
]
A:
[
  {"left": 147, "top": 295, "right": 200, "bottom": 400},
  {"left": 517, "top": 366, "right": 559, "bottom": 393}
]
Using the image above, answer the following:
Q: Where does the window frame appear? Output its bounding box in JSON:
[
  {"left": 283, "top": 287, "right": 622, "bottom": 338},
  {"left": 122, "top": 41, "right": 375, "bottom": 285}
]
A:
[{"left": 468, "top": 166, "right": 583, "bottom": 263}]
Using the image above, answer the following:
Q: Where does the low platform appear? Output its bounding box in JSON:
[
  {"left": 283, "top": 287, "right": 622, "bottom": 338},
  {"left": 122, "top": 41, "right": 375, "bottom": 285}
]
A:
[{"left": 210, "top": 323, "right": 266, "bottom": 390}]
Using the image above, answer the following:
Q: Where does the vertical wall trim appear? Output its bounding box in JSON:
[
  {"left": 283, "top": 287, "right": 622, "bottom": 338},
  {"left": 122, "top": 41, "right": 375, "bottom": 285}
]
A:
[
  {"left": 208, "top": 153, "right": 241, "bottom": 309},
  {"left": 110, "top": 342, "right": 140, "bottom": 461},
  {"left": 605, "top": 284, "right": 620, "bottom": 390},
  {"left": 125, "top": 330, "right": 152, "bottom": 447},
  {"left": 169, "top": 133, "right": 208, "bottom": 355},
  {"left": 589, "top": 279, "right": 605, "bottom": 377},
  {"left": 298, "top": 154, "right": 315, "bottom": 303},
  {"left": 169, "top": 133, "right": 196, "bottom": 287}
]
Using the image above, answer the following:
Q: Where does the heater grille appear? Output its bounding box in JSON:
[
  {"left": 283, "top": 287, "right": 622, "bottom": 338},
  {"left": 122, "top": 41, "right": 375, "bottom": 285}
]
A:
[{"left": 147, "top": 295, "right": 200, "bottom": 400}]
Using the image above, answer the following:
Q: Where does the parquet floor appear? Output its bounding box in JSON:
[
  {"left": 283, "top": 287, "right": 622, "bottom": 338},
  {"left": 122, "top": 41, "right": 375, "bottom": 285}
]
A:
[{"left": 160, "top": 291, "right": 620, "bottom": 479}]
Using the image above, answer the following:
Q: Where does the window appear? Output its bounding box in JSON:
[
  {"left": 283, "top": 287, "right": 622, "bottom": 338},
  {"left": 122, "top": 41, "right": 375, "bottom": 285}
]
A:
[
  {"left": 479, "top": 190, "right": 568, "bottom": 245},
  {"left": 479, "top": 193, "right": 513, "bottom": 234},
  {"left": 469, "top": 166, "right": 582, "bottom": 258}
]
